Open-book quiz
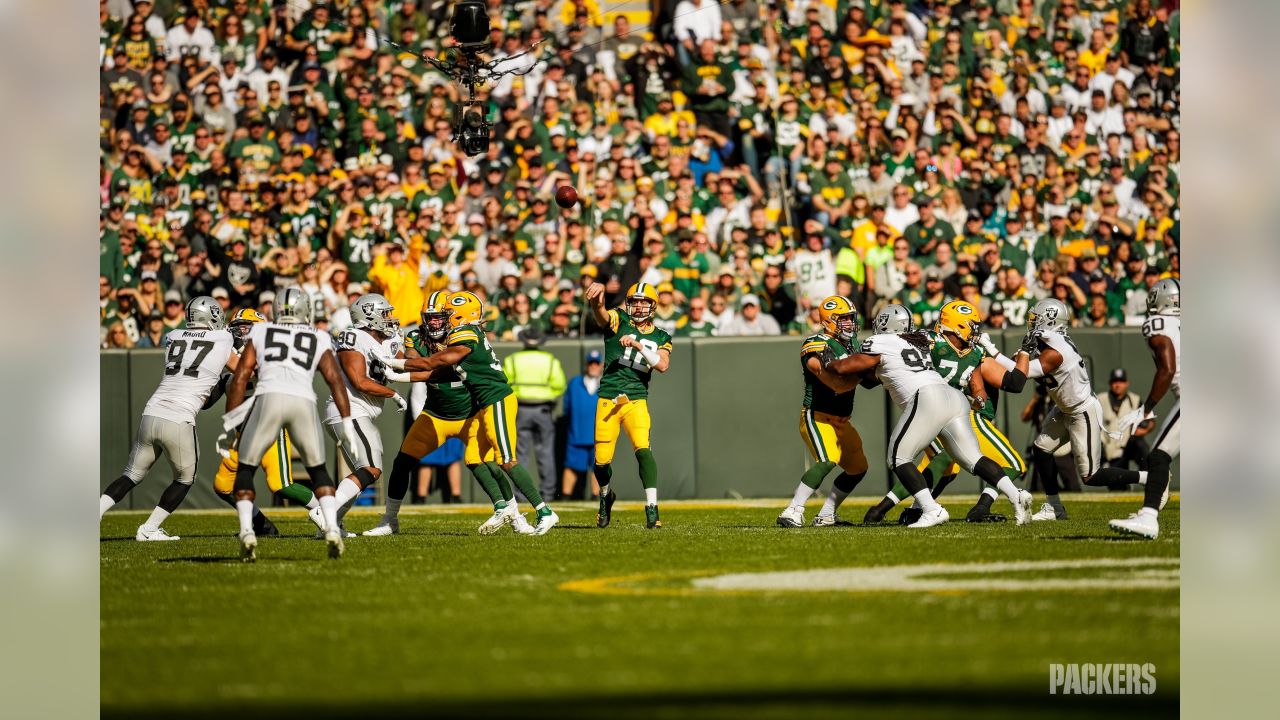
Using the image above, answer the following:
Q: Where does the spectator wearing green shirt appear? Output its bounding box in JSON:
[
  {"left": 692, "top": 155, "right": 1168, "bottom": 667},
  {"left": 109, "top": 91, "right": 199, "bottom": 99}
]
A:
[
  {"left": 674, "top": 296, "right": 717, "bottom": 337},
  {"left": 682, "top": 40, "right": 736, "bottom": 138},
  {"left": 810, "top": 156, "right": 855, "bottom": 227},
  {"left": 659, "top": 231, "right": 710, "bottom": 302},
  {"left": 903, "top": 197, "right": 956, "bottom": 259}
]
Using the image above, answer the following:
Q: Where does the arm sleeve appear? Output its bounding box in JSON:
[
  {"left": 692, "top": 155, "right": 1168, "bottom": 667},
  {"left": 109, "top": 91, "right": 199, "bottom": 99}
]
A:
[
  {"left": 990, "top": 352, "right": 1016, "bottom": 371},
  {"left": 1026, "top": 359, "right": 1045, "bottom": 379}
]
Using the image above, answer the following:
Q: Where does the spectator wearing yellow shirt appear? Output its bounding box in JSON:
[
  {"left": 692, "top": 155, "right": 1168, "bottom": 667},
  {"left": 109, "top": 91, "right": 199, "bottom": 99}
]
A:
[
  {"left": 643, "top": 93, "right": 695, "bottom": 139},
  {"left": 1078, "top": 29, "right": 1111, "bottom": 76},
  {"left": 560, "top": 0, "right": 603, "bottom": 30},
  {"left": 850, "top": 204, "right": 891, "bottom": 258},
  {"left": 367, "top": 243, "right": 423, "bottom": 328}
]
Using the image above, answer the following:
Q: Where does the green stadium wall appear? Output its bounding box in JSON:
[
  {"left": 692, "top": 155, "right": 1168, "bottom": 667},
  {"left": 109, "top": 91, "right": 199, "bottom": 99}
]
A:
[{"left": 100, "top": 330, "right": 1179, "bottom": 509}]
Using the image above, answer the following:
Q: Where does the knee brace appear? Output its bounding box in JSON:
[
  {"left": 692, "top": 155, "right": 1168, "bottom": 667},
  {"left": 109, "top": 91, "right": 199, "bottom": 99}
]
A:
[{"left": 354, "top": 467, "right": 378, "bottom": 489}]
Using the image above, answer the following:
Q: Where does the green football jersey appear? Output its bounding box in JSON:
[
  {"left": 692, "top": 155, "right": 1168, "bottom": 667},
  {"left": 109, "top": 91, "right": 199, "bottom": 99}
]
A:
[
  {"left": 598, "top": 309, "right": 673, "bottom": 402},
  {"left": 800, "top": 333, "right": 855, "bottom": 417},
  {"left": 447, "top": 323, "right": 512, "bottom": 408},
  {"left": 929, "top": 331, "right": 997, "bottom": 420},
  {"left": 408, "top": 329, "right": 473, "bottom": 421}
]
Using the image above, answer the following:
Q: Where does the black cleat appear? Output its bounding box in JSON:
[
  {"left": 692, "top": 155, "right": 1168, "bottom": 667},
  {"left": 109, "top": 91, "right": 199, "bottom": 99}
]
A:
[
  {"left": 863, "top": 498, "right": 894, "bottom": 524},
  {"left": 644, "top": 504, "right": 662, "bottom": 529},
  {"left": 966, "top": 512, "right": 1007, "bottom": 523},
  {"left": 596, "top": 490, "right": 617, "bottom": 528},
  {"left": 897, "top": 507, "right": 924, "bottom": 526},
  {"left": 254, "top": 515, "right": 281, "bottom": 537}
]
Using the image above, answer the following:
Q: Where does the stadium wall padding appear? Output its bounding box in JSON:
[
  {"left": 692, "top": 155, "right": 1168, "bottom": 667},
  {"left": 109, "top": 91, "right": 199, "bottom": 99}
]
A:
[{"left": 101, "top": 330, "right": 1177, "bottom": 508}]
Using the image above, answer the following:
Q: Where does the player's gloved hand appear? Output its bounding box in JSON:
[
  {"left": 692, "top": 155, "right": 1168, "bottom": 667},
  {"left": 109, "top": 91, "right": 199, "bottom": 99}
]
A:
[
  {"left": 384, "top": 368, "right": 411, "bottom": 383},
  {"left": 1020, "top": 329, "right": 1042, "bottom": 354},
  {"left": 970, "top": 395, "right": 988, "bottom": 413},
  {"left": 976, "top": 333, "right": 1001, "bottom": 357},
  {"left": 381, "top": 356, "right": 407, "bottom": 370},
  {"left": 342, "top": 418, "right": 359, "bottom": 453},
  {"left": 819, "top": 346, "right": 835, "bottom": 369},
  {"left": 390, "top": 392, "right": 408, "bottom": 413},
  {"left": 1116, "top": 408, "right": 1153, "bottom": 436},
  {"left": 216, "top": 430, "right": 233, "bottom": 460}
]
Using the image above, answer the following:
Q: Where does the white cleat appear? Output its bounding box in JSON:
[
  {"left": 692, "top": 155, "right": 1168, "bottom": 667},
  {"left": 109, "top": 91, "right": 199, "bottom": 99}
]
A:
[
  {"left": 908, "top": 505, "right": 950, "bottom": 528},
  {"left": 531, "top": 511, "right": 560, "bottom": 536},
  {"left": 1014, "top": 490, "right": 1034, "bottom": 526},
  {"left": 776, "top": 505, "right": 805, "bottom": 528},
  {"left": 136, "top": 525, "right": 180, "bottom": 541},
  {"left": 325, "top": 529, "right": 345, "bottom": 559},
  {"left": 307, "top": 506, "right": 326, "bottom": 532},
  {"left": 239, "top": 530, "right": 257, "bottom": 562},
  {"left": 1030, "top": 502, "right": 1067, "bottom": 521},
  {"left": 511, "top": 513, "right": 536, "bottom": 535},
  {"left": 478, "top": 505, "right": 514, "bottom": 535},
  {"left": 362, "top": 519, "right": 399, "bottom": 537},
  {"left": 811, "top": 513, "right": 851, "bottom": 527},
  {"left": 1109, "top": 513, "right": 1159, "bottom": 539},
  {"left": 314, "top": 522, "right": 356, "bottom": 540}
]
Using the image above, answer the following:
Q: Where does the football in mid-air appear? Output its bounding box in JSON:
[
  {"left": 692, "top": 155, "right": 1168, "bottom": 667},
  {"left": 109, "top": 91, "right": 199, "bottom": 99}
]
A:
[{"left": 555, "top": 185, "right": 578, "bottom": 208}]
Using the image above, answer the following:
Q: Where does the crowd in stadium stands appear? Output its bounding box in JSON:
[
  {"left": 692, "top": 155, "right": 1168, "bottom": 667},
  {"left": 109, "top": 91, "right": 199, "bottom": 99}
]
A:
[{"left": 99, "top": 0, "right": 1180, "bottom": 349}]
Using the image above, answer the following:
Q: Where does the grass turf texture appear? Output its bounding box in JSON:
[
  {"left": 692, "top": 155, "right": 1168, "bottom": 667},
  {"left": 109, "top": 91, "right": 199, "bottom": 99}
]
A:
[{"left": 101, "top": 495, "right": 1179, "bottom": 719}]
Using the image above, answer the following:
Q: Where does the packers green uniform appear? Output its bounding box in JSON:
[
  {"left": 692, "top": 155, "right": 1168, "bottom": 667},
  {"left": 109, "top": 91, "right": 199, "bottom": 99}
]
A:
[
  {"left": 797, "top": 334, "right": 869, "bottom": 475},
  {"left": 447, "top": 323, "right": 513, "bottom": 408},
  {"left": 407, "top": 329, "right": 473, "bottom": 420},
  {"left": 801, "top": 334, "right": 855, "bottom": 417},
  {"left": 929, "top": 332, "right": 998, "bottom": 420},
  {"left": 599, "top": 309, "right": 673, "bottom": 402}
]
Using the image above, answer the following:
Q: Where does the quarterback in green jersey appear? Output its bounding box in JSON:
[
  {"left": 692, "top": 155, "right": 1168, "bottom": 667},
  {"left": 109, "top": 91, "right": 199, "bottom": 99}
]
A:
[
  {"left": 864, "top": 300, "right": 1034, "bottom": 525},
  {"left": 386, "top": 291, "right": 559, "bottom": 535},
  {"left": 777, "top": 296, "right": 871, "bottom": 529},
  {"left": 585, "top": 281, "right": 673, "bottom": 529}
]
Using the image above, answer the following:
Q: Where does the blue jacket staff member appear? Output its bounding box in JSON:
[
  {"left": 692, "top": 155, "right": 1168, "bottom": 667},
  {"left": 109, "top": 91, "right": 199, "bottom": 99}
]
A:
[
  {"left": 562, "top": 349, "right": 603, "bottom": 498},
  {"left": 504, "top": 325, "right": 567, "bottom": 500}
]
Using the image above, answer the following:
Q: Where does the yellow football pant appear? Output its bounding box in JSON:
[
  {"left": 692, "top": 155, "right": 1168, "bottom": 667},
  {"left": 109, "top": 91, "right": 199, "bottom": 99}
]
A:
[
  {"left": 213, "top": 429, "right": 293, "bottom": 494},
  {"left": 916, "top": 411, "right": 1026, "bottom": 477},
  {"left": 400, "top": 411, "right": 488, "bottom": 465},
  {"left": 594, "top": 397, "right": 651, "bottom": 466},
  {"left": 799, "top": 409, "right": 870, "bottom": 474},
  {"left": 473, "top": 394, "right": 519, "bottom": 464}
]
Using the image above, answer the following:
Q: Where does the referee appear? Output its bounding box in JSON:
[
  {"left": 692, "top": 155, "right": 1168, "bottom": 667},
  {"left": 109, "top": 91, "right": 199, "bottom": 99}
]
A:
[{"left": 504, "top": 325, "right": 567, "bottom": 501}]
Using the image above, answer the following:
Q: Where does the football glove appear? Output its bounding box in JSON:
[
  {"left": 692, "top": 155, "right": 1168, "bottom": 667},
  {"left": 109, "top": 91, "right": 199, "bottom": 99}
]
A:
[
  {"left": 976, "top": 333, "right": 1001, "bottom": 357},
  {"left": 342, "top": 418, "right": 360, "bottom": 454},
  {"left": 216, "top": 430, "right": 234, "bottom": 460},
  {"left": 390, "top": 391, "right": 408, "bottom": 413},
  {"left": 1020, "top": 329, "right": 1042, "bottom": 354},
  {"left": 1116, "top": 408, "right": 1153, "bottom": 436}
]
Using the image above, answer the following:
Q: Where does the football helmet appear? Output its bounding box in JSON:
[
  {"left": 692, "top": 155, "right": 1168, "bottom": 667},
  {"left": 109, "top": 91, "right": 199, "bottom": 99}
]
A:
[
  {"left": 872, "top": 304, "right": 915, "bottom": 335},
  {"left": 818, "top": 295, "right": 859, "bottom": 342},
  {"left": 447, "top": 290, "right": 485, "bottom": 329},
  {"left": 185, "top": 296, "right": 227, "bottom": 330},
  {"left": 273, "top": 287, "right": 313, "bottom": 325},
  {"left": 1027, "top": 298, "right": 1070, "bottom": 334},
  {"left": 935, "top": 300, "right": 981, "bottom": 347},
  {"left": 351, "top": 293, "right": 398, "bottom": 335},
  {"left": 1146, "top": 278, "right": 1180, "bottom": 316},
  {"left": 420, "top": 291, "right": 453, "bottom": 340},
  {"left": 625, "top": 282, "right": 658, "bottom": 323},
  {"left": 229, "top": 308, "right": 266, "bottom": 348}
]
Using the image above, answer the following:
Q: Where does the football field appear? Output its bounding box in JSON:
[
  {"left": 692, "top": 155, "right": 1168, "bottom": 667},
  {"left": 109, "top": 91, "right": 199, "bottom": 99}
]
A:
[{"left": 101, "top": 495, "right": 1179, "bottom": 718}]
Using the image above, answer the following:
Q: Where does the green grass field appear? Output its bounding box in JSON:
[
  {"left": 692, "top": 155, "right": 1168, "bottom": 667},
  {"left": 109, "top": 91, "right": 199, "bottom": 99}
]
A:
[{"left": 101, "top": 495, "right": 1179, "bottom": 719}]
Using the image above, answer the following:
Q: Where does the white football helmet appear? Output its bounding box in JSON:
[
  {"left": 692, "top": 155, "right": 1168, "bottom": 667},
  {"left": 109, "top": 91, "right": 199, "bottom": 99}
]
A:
[
  {"left": 872, "top": 304, "right": 915, "bottom": 335},
  {"left": 185, "top": 296, "right": 227, "bottom": 330},
  {"left": 1027, "top": 298, "right": 1070, "bottom": 334},
  {"left": 1146, "top": 278, "right": 1179, "bottom": 316},
  {"left": 273, "top": 287, "right": 313, "bottom": 325},
  {"left": 351, "top": 293, "right": 398, "bottom": 335}
]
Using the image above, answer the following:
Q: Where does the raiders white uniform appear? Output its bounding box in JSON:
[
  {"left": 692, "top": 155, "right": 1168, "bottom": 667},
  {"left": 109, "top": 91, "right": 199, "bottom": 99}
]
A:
[
  {"left": 861, "top": 332, "right": 988, "bottom": 471},
  {"left": 1030, "top": 330, "right": 1104, "bottom": 478},
  {"left": 323, "top": 327, "right": 403, "bottom": 470},
  {"left": 235, "top": 323, "right": 334, "bottom": 468},
  {"left": 1143, "top": 314, "right": 1180, "bottom": 457},
  {"left": 123, "top": 329, "right": 235, "bottom": 484}
]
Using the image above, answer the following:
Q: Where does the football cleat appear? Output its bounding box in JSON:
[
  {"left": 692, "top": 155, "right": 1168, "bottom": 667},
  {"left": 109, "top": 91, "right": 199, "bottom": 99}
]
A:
[
  {"left": 897, "top": 506, "right": 923, "bottom": 526},
  {"left": 478, "top": 505, "right": 513, "bottom": 535},
  {"left": 136, "top": 525, "right": 180, "bottom": 541},
  {"left": 307, "top": 506, "right": 326, "bottom": 531},
  {"left": 315, "top": 522, "right": 356, "bottom": 540},
  {"left": 776, "top": 505, "right": 805, "bottom": 528},
  {"left": 1031, "top": 502, "right": 1067, "bottom": 521},
  {"left": 325, "top": 528, "right": 345, "bottom": 559},
  {"left": 862, "top": 501, "right": 891, "bottom": 524},
  {"left": 965, "top": 512, "right": 1007, "bottom": 523},
  {"left": 239, "top": 530, "right": 257, "bottom": 563},
  {"left": 532, "top": 511, "right": 560, "bottom": 536},
  {"left": 812, "top": 513, "right": 854, "bottom": 527},
  {"left": 645, "top": 504, "right": 662, "bottom": 529},
  {"left": 596, "top": 490, "right": 617, "bottom": 528},
  {"left": 254, "top": 515, "right": 281, "bottom": 537},
  {"left": 908, "top": 505, "right": 950, "bottom": 528},
  {"left": 1013, "top": 490, "right": 1034, "bottom": 526},
  {"left": 511, "top": 513, "right": 536, "bottom": 535},
  {"left": 1109, "top": 513, "right": 1159, "bottom": 540},
  {"left": 362, "top": 519, "right": 399, "bottom": 537}
]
